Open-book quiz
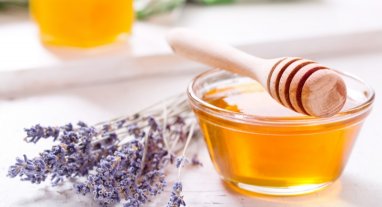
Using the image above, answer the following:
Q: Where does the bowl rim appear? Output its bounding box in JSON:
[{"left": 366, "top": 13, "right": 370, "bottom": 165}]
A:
[{"left": 187, "top": 69, "right": 375, "bottom": 126}]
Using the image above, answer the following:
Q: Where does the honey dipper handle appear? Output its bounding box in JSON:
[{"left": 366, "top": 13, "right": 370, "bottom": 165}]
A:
[{"left": 167, "top": 28, "right": 272, "bottom": 85}]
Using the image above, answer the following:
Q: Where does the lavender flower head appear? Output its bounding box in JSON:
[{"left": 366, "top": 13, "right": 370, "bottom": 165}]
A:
[
  {"left": 8, "top": 122, "right": 117, "bottom": 186},
  {"left": 7, "top": 94, "right": 198, "bottom": 207},
  {"left": 167, "top": 182, "right": 186, "bottom": 207}
]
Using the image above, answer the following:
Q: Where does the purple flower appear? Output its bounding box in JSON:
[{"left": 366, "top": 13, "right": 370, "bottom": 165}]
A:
[
  {"left": 176, "top": 157, "right": 185, "bottom": 168},
  {"left": 127, "top": 124, "right": 145, "bottom": 138},
  {"left": 167, "top": 182, "right": 186, "bottom": 207},
  {"left": 116, "top": 120, "right": 126, "bottom": 129},
  {"left": 24, "top": 125, "right": 60, "bottom": 143},
  {"left": 7, "top": 155, "right": 47, "bottom": 184},
  {"left": 9, "top": 121, "right": 119, "bottom": 186},
  {"left": 72, "top": 116, "right": 172, "bottom": 206},
  {"left": 7, "top": 95, "right": 198, "bottom": 207},
  {"left": 74, "top": 183, "right": 90, "bottom": 195}
]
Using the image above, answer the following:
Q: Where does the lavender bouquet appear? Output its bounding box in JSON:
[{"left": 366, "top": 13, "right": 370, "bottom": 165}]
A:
[{"left": 7, "top": 94, "right": 200, "bottom": 207}]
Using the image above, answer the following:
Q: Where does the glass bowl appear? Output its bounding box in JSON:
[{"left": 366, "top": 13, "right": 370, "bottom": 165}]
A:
[{"left": 187, "top": 69, "right": 374, "bottom": 196}]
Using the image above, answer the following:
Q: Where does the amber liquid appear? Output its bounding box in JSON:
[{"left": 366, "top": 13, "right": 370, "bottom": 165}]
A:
[
  {"left": 30, "top": 0, "right": 134, "bottom": 47},
  {"left": 195, "top": 81, "right": 366, "bottom": 189}
]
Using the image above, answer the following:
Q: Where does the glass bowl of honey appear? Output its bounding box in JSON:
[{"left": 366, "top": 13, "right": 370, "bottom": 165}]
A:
[{"left": 187, "top": 69, "right": 374, "bottom": 196}]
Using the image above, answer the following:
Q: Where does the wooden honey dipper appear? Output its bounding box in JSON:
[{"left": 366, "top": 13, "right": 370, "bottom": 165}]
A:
[{"left": 167, "top": 28, "right": 347, "bottom": 117}]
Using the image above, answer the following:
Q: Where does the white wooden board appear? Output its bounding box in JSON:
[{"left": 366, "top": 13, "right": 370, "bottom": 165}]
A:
[
  {"left": 2, "top": 0, "right": 382, "bottom": 97},
  {"left": 0, "top": 50, "right": 381, "bottom": 207}
]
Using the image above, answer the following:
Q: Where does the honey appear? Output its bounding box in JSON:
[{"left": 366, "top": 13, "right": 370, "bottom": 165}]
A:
[
  {"left": 188, "top": 70, "right": 373, "bottom": 195},
  {"left": 30, "top": 0, "right": 134, "bottom": 48}
]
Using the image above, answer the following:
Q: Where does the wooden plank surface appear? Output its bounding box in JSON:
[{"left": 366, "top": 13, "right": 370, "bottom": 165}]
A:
[{"left": 0, "top": 50, "right": 381, "bottom": 207}]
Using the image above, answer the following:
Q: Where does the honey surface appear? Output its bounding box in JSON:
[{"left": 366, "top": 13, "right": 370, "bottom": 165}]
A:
[{"left": 197, "top": 81, "right": 363, "bottom": 188}]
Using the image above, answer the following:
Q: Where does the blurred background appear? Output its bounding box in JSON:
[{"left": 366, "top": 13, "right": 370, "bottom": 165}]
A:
[{"left": 0, "top": 0, "right": 381, "bottom": 97}]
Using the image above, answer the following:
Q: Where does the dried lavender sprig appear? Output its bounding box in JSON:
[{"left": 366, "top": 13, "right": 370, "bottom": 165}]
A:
[
  {"left": 73, "top": 114, "right": 192, "bottom": 206},
  {"left": 167, "top": 182, "right": 185, "bottom": 207},
  {"left": 8, "top": 94, "right": 199, "bottom": 207},
  {"left": 9, "top": 122, "right": 118, "bottom": 186},
  {"left": 24, "top": 124, "right": 60, "bottom": 143},
  {"left": 21, "top": 94, "right": 189, "bottom": 146},
  {"left": 75, "top": 120, "right": 170, "bottom": 207},
  {"left": 9, "top": 113, "right": 194, "bottom": 186},
  {"left": 166, "top": 123, "right": 196, "bottom": 207}
]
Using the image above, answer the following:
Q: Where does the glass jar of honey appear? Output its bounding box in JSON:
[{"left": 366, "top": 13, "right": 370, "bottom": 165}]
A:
[
  {"left": 30, "top": 0, "right": 134, "bottom": 48},
  {"left": 188, "top": 69, "right": 374, "bottom": 195}
]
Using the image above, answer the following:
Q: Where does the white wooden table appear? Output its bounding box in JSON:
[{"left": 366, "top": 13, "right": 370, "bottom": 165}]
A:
[
  {"left": 1, "top": 0, "right": 382, "bottom": 206},
  {"left": 0, "top": 50, "right": 381, "bottom": 207}
]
